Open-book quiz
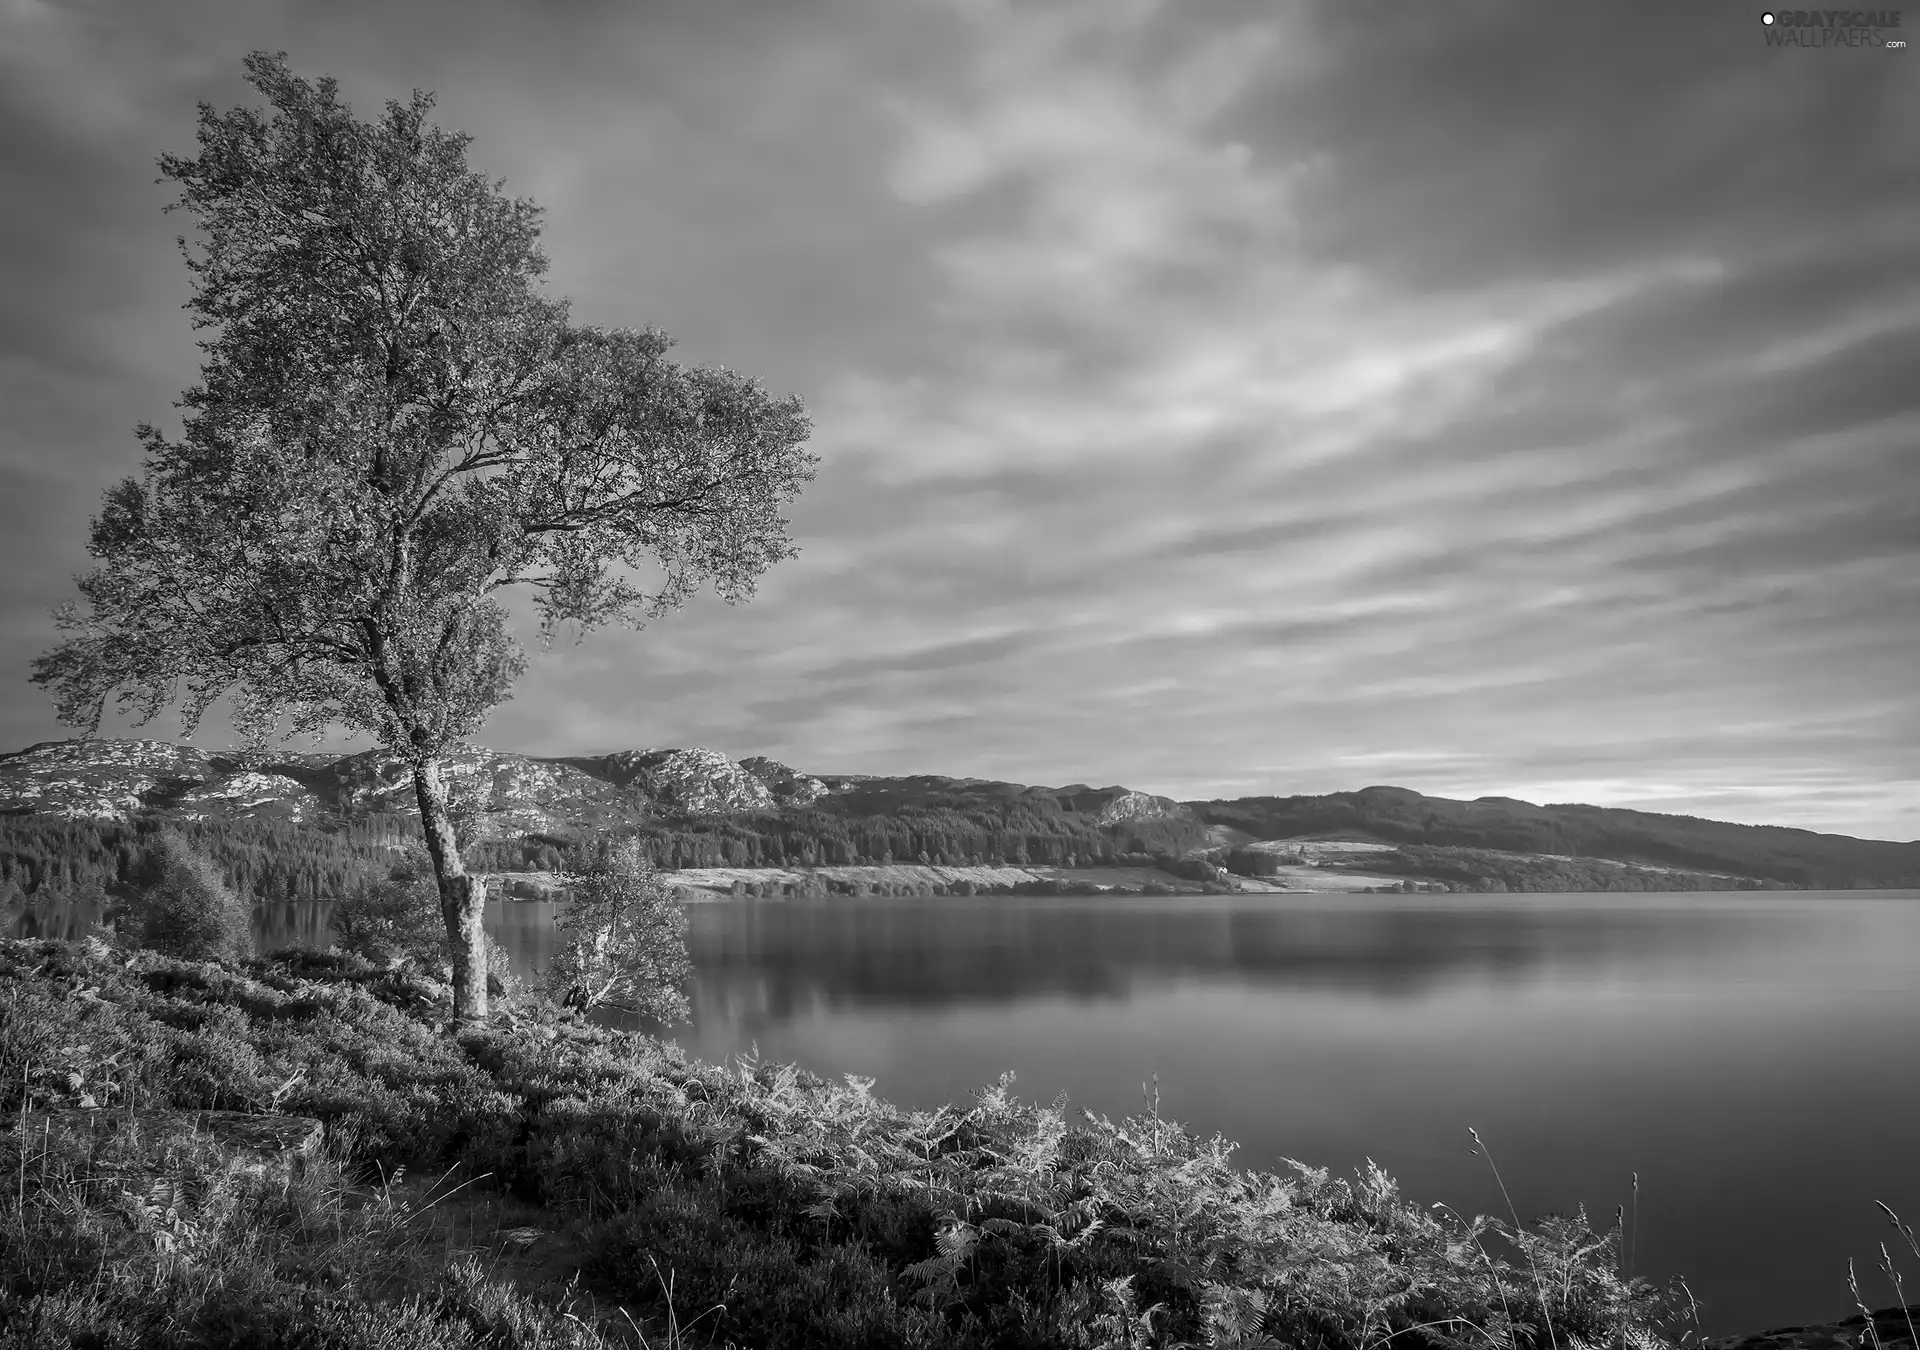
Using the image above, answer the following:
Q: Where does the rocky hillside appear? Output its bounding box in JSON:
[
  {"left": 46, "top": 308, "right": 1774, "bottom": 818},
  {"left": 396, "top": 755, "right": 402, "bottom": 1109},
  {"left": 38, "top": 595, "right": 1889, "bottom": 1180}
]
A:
[{"left": 0, "top": 739, "right": 828, "bottom": 840}]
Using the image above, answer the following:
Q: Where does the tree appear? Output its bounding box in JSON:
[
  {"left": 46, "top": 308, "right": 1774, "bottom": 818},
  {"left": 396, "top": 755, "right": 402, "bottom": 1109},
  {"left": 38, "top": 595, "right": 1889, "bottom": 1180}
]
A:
[
  {"left": 543, "top": 839, "right": 692, "bottom": 1023},
  {"left": 129, "top": 830, "right": 255, "bottom": 962},
  {"left": 330, "top": 847, "right": 445, "bottom": 967},
  {"left": 30, "top": 54, "right": 817, "bottom": 1022}
]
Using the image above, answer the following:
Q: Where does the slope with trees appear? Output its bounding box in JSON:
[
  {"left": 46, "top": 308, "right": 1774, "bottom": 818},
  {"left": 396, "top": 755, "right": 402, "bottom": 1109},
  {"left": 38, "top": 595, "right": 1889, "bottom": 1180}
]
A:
[{"left": 1188, "top": 786, "right": 1920, "bottom": 889}]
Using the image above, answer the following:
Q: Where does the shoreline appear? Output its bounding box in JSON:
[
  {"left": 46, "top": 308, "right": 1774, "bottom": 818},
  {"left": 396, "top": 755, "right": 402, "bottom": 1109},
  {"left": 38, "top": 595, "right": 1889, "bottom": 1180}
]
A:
[
  {"left": 478, "top": 860, "right": 1829, "bottom": 904},
  {"left": 0, "top": 934, "right": 1698, "bottom": 1347},
  {"left": 4, "top": 933, "right": 1910, "bottom": 1347}
]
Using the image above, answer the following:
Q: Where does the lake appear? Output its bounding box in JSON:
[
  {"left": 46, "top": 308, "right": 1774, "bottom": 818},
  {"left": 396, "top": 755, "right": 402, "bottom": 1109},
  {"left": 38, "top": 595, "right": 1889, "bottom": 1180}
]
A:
[{"left": 11, "top": 887, "right": 1918, "bottom": 1337}]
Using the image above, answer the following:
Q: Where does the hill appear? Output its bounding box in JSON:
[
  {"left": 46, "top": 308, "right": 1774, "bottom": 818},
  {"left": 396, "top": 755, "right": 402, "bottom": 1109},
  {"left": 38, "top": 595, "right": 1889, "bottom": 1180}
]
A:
[
  {"left": 2, "top": 738, "right": 1916, "bottom": 903},
  {"left": 1187, "top": 785, "right": 1920, "bottom": 889}
]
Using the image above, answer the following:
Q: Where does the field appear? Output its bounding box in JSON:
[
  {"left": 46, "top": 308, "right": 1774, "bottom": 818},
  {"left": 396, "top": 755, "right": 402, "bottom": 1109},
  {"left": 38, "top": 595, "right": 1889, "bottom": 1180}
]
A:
[
  {"left": 480, "top": 852, "right": 1421, "bottom": 900},
  {"left": 486, "top": 862, "right": 1210, "bottom": 898}
]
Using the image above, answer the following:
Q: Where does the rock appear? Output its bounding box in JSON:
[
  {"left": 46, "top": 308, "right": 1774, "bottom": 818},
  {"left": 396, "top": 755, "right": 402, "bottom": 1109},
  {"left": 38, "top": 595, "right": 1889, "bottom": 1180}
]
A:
[
  {"left": 574, "top": 748, "right": 775, "bottom": 815},
  {"left": 1094, "top": 790, "right": 1185, "bottom": 826},
  {"left": 738, "top": 756, "right": 832, "bottom": 807},
  {"left": 0, "top": 739, "right": 217, "bottom": 822},
  {"left": 1707, "top": 1305, "right": 1920, "bottom": 1350},
  {"left": 1050, "top": 784, "right": 1189, "bottom": 826},
  {"left": 172, "top": 771, "right": 319, "bottom": 823},
  {"left": 20, "top": 1108, "right": 324, "bottom": 1186},
  {"left": 315, "top": 747, "right": 624, "bottom": 838}
]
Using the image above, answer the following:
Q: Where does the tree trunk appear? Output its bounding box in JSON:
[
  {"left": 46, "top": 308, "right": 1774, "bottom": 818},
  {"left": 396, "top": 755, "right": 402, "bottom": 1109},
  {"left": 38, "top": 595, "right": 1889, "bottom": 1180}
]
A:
[{"left": 413, "top": 758, "right": 488, "bottom": 1023}]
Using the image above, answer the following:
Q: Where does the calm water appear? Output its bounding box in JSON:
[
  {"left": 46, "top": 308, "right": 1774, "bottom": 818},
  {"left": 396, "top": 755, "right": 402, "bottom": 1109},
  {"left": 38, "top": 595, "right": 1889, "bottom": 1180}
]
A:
[{"left": 12, "top": 888, "right": 1918, "bottom": 1336}]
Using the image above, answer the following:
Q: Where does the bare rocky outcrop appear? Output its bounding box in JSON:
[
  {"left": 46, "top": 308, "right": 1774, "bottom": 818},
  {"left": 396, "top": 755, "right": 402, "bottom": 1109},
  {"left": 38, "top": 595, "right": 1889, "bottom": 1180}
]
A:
[
  {"left": 313, "top": 747, "right": 625, "bottom": 838},
  {"left": 0, "top": 739, "right": 218, "bottom": 821},
  {"left": 738, "top": 756, "right": 831, "bottom": 807},
  {"left": 1094, "top": 790, "right": 1186, "bottom": 826},
  {"left": 1051, "top": 784, "right": 1190, "bottom": 826},
  {"left": 553, "top": 747, "right": 829, "bottom": 814},
  {"left": 174, "top": 771, "right": 320, "bottom": 823},
  {"left": 612, "top": 748, "right": 773, "bottom": 815}
]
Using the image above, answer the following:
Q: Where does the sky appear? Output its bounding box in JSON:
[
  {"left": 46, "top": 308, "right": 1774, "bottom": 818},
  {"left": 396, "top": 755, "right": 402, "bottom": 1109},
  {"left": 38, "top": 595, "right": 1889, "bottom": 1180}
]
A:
[{"left": 0, "top": 0, "right": 1915, "bottom": 840}]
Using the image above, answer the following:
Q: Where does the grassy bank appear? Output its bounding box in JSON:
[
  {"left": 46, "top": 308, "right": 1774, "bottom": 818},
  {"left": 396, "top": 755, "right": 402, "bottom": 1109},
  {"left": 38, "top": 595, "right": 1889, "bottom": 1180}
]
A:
[{"left": 0, "top": 935, "right": 1686, "bottom": 1349}]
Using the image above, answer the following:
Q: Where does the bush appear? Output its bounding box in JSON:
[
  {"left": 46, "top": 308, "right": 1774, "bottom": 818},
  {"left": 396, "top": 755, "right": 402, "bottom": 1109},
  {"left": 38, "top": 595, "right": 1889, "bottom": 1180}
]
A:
[
  {"left": 330, "top": 848, "right": 446, "bottom": 968},
  {"left": 483, "top": 930, "right": 524, "bottom": 1003},
  {"left": 128, "top": 830, "right": 254, "bottom": 962},
  {"left": 543, "top": 840, "right": 692, "bottom": 1022}
]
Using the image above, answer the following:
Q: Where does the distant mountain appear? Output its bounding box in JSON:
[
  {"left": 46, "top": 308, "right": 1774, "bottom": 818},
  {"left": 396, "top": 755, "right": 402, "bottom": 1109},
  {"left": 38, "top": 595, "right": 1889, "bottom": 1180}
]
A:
[{"left": 1, "top": 739, "right": 1915, "bottom": 892}]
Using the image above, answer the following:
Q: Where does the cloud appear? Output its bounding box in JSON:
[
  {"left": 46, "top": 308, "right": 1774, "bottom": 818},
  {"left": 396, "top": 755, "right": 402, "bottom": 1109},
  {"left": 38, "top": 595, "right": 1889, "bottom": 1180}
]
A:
[{"left": 0, "top": 0, "right": 1913, "bottom": 839}]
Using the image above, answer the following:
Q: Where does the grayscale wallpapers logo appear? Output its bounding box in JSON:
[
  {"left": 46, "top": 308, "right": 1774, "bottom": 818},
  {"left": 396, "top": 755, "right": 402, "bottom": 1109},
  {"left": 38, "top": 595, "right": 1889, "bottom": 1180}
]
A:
[{"left": 1761, "top": 9, "right": 1907, "bottom": 46}]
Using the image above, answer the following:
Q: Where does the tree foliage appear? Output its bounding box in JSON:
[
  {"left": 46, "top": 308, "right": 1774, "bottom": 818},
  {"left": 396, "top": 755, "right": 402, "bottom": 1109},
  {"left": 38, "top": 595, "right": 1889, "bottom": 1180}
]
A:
[
  {"left": 467, "top": 802, "right": 1210, "bottom": 874},
  {"left": 32, "top": 52, "right": 815, "bottom": 758},
  {"left": 128, "top": 830, "right": 255, "bottom": 962},
  {"left": 329, "top": 847, "right": 446, "bottom": 966},
  {"left": 28, "top": 52, "right": 817, "bottom": 1020},
  {"left": 544, "top": 839, "right": 692, "bottom": 1023}
]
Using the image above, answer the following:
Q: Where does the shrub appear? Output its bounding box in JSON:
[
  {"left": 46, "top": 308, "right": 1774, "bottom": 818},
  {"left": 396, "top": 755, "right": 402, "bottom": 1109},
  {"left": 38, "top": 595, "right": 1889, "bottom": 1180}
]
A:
[
  {"left": 0, "top": 936, "right": 1693, "bottom": 1350},
  {"left": 482, "top": 931, "right": 525, "bottom": 1003},
  {"left": 128, "top": 830, "right": 255, "bottom": 962},
  {"left": 542, "top": 839, "right": 692, "bottom": 1023},
  {"left": 330, "top": 849, "right": 445, "bottom": 968}
]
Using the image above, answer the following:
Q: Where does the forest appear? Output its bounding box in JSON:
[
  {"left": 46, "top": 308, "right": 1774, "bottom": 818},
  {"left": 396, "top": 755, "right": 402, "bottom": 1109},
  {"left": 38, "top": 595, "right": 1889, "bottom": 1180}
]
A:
[
  {"left": 0, "top": 814, "right": 416, "bottom": 907},
  {"left": 467, "top": 801, "right": 1212, "bottom": 875},
  {"left": 0, "top": 800, "right": 1214, "bottom": 907}
]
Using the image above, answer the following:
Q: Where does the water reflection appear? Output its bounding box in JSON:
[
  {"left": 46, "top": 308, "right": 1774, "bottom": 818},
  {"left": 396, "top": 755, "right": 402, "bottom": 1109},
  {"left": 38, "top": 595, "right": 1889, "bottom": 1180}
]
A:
[
  {"left": 4, "top": 896, "right": 330, "bottom": 952},
  {"left": 669, "top": 893, "right": 1819, "bottom": 1030},
  {"left": 7, "top": 890, "right": 1817, "bottom": 994}
]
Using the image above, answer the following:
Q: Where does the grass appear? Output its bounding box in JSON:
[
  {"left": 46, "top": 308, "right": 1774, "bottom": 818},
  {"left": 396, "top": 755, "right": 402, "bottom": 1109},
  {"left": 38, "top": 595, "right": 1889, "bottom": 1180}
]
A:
[
  {"left": 0, "top": 933, "right": 1704, "bottom": 1349},
  {"left": 1848, "top": 1203, "right": 1920, "bottom": 1350}
]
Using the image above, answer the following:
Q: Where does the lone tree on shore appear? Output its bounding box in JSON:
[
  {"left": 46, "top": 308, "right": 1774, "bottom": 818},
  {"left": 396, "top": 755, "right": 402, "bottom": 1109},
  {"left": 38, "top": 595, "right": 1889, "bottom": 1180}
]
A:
[
  {"left": 30, "top": 53, "right": 818, "bottom": 1023},
  {"left": 543, "top": 839, "right": 693, "bottom": 1023}
]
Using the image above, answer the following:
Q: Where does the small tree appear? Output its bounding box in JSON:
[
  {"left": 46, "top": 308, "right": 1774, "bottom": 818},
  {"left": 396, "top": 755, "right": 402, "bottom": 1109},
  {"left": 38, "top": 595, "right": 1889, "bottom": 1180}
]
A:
[
  {"left": 130, "top": 831, "right": 255, "bottom": 962},
  {"left": 330, "top": 849, "right": 445, "bottom": 967},
  {"left": 543, "top": 839, "right": 692, "bottom": 1023},
  {"left": 30, "top": 54, "right": 816, "bottom": 1022}
]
